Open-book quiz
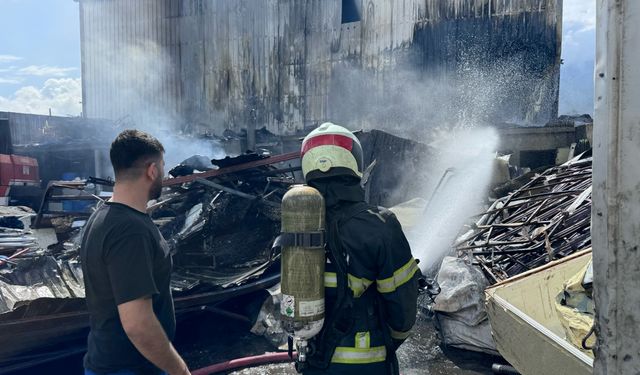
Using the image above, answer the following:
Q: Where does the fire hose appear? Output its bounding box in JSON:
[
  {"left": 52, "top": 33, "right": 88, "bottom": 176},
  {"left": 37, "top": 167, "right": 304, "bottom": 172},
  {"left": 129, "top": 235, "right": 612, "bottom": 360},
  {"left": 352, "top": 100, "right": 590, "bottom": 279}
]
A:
[{"left": 192, "top": 352, "right": 297, "bottom": 375}]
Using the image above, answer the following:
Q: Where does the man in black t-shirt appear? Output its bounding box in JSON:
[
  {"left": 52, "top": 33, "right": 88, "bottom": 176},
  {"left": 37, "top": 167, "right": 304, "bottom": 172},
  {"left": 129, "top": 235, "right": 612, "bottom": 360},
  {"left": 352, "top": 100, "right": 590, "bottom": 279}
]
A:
[{"left": 80, "top": 130, "right": 190, "bottom": 375}]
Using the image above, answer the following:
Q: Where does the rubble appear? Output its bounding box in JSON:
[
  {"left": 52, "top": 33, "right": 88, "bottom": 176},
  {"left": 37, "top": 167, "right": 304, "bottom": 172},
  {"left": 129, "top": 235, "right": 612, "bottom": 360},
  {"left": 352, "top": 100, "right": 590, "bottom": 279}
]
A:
[
  {"left": 0, "top": 129, "right": 437, "bottom": 371},
  {"left": 433, "top": 150, "right": 593, "bottom": 355},
  {"left": 155, "top": 151, "right": 297, "bottom": 292},
  {"left": 0, "top": 206, "right": 57, "bottom": 262},
  {"left": 0, "top": 228, "right": 37, "bottom": 254},
  {"left": 0, "top": 151, "right": 298, "bottom": 368},
  {"left": 456, "top": 152, "right": 593, "bottom": 283}
]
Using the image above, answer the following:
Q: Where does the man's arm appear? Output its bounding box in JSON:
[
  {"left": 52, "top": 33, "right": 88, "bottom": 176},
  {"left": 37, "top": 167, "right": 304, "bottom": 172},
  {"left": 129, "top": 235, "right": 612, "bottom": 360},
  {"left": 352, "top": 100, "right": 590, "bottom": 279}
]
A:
[{"left": 118, "top": 297, "right": 190, "bottom": 375}]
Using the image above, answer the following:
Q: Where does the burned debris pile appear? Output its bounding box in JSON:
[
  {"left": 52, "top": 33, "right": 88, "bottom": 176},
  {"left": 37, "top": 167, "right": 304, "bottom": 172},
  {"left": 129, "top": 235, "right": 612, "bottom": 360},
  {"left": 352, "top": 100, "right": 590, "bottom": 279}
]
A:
[
  {"left": 0, "top": 151, "right": 299, "bottom": 364},
  {"left": 456, "top": 152, "right": 592, "bottom": 283},
  {"left": 154, "top": 152, "right": 297, "bottom": 292},
  {"left": 0, "top": 206, "right": 37, "bottom": 255},
  {"left": 0, "top": 255, "right": 85, "bottom": 317},
  {"left": 0, "top": 228, "right": 36, "bottom": 256},
  {"left": 0, "top": 204, "right": 84, "bottom": 320},
  {"left": 0, "top": 151, "right": 297, "bottom": 312},
  {"left": 0, "top": 128, "right": 432, "bottom": 367}
]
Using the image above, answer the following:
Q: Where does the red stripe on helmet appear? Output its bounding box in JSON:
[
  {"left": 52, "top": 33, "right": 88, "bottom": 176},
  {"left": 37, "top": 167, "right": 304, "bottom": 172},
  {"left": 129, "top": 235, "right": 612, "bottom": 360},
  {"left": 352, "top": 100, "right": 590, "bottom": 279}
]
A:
[{"left": 301, "top": 134, "right": 354, "bottom": 157}]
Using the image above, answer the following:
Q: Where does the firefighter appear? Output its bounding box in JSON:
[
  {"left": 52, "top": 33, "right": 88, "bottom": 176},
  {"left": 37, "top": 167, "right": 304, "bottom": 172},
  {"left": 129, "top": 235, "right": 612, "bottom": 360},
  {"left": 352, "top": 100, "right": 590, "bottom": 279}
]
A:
[{"left": 301, "top": 122, "right": 420, "bottom": 375}]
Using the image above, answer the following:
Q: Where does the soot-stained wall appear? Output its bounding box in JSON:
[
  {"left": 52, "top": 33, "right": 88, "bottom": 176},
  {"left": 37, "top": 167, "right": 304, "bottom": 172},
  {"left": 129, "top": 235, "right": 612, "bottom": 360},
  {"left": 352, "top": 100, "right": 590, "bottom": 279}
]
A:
[{"left": 79, "top": 0, "right": 562, "bottom": 136}]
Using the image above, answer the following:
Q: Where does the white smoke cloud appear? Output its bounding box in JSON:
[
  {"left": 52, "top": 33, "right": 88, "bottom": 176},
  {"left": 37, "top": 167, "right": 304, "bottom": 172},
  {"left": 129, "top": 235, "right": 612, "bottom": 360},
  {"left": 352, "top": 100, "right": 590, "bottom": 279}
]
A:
[
  {"left": 81, "top": 3, "right": 227, "bottom": 169},
  {"left": 330, "top": 61, "right": 517, "bottom": 272},
  {"left": 0, "top": 77, "right": 82, "bottom": 116}
]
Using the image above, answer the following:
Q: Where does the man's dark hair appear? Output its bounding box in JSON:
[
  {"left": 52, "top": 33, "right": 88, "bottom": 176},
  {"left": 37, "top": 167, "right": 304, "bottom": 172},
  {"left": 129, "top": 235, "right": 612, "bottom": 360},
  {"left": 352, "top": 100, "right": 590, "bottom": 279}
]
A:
[{"left": 110, "top": 129, "right": 165, "bottom": 180}]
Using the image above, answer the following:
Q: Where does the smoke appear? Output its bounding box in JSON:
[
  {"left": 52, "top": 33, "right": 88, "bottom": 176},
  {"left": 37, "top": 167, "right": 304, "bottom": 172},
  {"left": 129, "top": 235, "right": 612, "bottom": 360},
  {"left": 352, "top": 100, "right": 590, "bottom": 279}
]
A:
[
  {"left": 84, "top": 4, "right": 227, "bottom": 176},
  {"left": 329, "top": 58, "right": 532, "bottom": 272},
  {"left": 410, "top": 127, "right": 498, "bottom": 272},
  {"left": 329, "top": 52, "right": 555, "bottom": 139}
]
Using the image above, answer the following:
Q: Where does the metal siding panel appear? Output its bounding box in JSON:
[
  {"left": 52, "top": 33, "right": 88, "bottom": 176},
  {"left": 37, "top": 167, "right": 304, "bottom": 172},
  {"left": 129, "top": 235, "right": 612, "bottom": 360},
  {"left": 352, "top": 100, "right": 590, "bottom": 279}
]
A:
[
  {"left": 110, "top": 0, "right": 116, "bottom": 120},
  {"left": 79, "top": 0, "right": 561, "bottom": 133}
]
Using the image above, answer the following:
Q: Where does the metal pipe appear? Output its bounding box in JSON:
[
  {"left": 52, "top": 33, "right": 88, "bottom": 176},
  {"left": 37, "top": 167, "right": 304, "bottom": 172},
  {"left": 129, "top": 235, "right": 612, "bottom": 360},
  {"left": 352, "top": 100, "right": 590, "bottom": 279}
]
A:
[{"left": 195, "top": 178, "right": 280, "bottom": 208}]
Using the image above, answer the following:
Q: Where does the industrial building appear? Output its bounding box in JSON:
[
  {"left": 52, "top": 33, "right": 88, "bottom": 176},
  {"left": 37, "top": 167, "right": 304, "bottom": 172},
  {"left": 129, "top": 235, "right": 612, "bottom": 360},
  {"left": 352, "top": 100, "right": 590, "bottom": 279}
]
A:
[
  {"left": 79, "top": 0, "right": 562, "bottom": 137},
  {"left": 0, "top": 111, "right": 113, "bottom": 187}
]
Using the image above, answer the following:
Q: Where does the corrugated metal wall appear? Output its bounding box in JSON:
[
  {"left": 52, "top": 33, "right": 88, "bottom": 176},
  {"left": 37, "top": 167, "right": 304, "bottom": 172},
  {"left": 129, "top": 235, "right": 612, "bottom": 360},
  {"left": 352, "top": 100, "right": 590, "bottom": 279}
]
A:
[
  {"left": 0, "top": 111, "right": 116, "bottom": 146},
  {"left": 80, "top": 0, "right": 182, "bottom": 124},
  {"left": 79, "top": 0, "right": 562, "bottom": 136}
]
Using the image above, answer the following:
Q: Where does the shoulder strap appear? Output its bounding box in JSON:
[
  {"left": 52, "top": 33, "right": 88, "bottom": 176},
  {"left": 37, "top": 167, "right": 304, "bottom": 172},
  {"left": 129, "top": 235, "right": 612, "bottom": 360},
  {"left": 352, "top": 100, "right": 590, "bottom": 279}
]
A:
[
  {"left": 307, "top": 202, "right": 371, "bottom": 369},
  {"left": 330, "top": 201, "right": 370, "bottom": 225}
]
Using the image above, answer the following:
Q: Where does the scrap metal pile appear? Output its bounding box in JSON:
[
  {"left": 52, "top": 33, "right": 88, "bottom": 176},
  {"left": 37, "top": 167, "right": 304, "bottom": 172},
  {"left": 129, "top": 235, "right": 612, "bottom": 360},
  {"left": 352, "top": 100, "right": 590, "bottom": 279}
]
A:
[
  {"left": 456, "top": 152, "right": 592, "bottom": 283},
  {"left": 0, "top": 151, "right": 299, "bottom": 319},
  {"left": 0, "top": 228, "right": 36, "bottom": 256},
  {"left": 0, "top": 206, "right": 37, "bottom": 255},
  {"left": 0, "top": 151, "right": 300, "bottom": 365},
  {"left": 152, "top": 151, "right": 298, "bottom": 292},
  {"left": 0, "top": 205, "right": 83, "bottom": 317}
]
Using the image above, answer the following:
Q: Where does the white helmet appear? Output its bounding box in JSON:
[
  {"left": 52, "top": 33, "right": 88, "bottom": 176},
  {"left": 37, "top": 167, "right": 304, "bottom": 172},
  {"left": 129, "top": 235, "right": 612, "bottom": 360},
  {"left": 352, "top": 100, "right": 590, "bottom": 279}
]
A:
[{"left": 301, "top": 122, "right": 363, "bottom": 182}]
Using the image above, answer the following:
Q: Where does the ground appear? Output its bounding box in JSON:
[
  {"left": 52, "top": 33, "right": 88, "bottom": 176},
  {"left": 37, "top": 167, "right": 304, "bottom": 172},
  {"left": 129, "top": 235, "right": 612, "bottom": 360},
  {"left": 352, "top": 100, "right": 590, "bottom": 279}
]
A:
[
  {"left": 177, "top": 311, "right": 501, "bottom": 375},
  {"left": 9, "top": 311, "right": 502, "bottom": 375}
]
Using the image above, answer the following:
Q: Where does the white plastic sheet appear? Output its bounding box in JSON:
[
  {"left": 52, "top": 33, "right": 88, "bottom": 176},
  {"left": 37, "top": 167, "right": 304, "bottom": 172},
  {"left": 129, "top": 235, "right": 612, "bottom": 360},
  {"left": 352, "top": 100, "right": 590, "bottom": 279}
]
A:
[{"left": 433, "top": 256, "right": 498, "bottom": 354}]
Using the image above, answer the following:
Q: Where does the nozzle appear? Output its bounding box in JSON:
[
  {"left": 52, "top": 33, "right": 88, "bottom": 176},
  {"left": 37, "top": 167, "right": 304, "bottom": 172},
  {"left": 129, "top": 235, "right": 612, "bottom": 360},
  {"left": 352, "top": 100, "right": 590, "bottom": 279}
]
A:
[
  {"left": 296, "top": 339, "right": 308, "bottom": 362},
  {"left": 293, "top": 339, "right": 309, "bottom": 373}
]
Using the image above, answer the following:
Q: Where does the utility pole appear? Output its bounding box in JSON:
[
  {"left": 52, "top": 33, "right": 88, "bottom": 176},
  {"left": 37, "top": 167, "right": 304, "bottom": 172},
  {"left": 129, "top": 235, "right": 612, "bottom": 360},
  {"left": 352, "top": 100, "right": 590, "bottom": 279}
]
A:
[{"left": 592, "top": 1, "right": 640, "bottom": 374}]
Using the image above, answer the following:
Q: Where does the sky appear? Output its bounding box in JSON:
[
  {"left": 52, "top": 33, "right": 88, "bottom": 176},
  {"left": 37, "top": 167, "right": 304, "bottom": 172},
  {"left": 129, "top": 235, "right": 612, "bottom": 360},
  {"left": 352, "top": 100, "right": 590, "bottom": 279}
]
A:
[
  {"left": 0, "top": 0, "right": 81, "bottom": 116},
  {"left": 560, "top": 0, "right": 596, "bottom": 115},
  {"left": 0, "top": 0, "right": 596, "bottom": 118}
]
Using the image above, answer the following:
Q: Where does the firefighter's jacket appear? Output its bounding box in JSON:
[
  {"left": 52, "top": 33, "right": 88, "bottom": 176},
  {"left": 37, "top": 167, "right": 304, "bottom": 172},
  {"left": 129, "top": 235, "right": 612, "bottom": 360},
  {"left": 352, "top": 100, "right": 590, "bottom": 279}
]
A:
[{"left": 306, "top": 199, "right": 420, "bottom": 375}]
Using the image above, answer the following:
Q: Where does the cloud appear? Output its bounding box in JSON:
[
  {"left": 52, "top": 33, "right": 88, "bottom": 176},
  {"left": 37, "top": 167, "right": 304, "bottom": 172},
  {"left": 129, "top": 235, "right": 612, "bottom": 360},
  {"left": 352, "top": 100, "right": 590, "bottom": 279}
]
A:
[
  {"left": 559, "top": 0, "right": 596, "bottom": 116},
  {"left": 0, "top": 77, "right": 82, "bottom": 116},
  {"left": 563, "top": 0, "right": 596, "bottom": 31},
  {"left": 18, "top": 65, "right": 77, "bottom": 77},
  {"left": 0, "top": 55, "right": 22, "bottom": 63},
  {"left": 0, "top": 77, "right": 22, "bottom": 84}
]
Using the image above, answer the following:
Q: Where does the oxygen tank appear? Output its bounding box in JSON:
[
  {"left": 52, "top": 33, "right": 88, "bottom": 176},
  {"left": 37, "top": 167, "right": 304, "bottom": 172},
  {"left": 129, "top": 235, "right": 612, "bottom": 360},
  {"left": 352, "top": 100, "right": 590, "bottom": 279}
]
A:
[{"left": 279, "top": 184, "right": 325, "bottom": 363}]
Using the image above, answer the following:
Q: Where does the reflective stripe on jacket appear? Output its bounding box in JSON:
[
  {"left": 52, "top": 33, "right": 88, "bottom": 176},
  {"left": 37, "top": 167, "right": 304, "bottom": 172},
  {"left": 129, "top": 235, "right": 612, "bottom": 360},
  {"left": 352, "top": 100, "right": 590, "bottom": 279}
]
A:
[{"left": 321, "top": 204, "right": 420, "bottom": 366}]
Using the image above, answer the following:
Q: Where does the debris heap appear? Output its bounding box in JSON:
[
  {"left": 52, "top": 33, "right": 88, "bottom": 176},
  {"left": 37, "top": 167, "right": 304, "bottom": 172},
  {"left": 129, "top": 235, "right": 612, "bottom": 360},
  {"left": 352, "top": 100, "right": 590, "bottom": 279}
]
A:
[
  {"left": 0, "top": 207, "right": 37, "bottom": 256},
  {"left": 456, "top": 153, "right": 592, "bottom": 283},
  {"left": 153, "top": 152, "right": 298, "bottom": 292},
  {"left": 0, "top": 151, "right": 298, "bottom": 365}
]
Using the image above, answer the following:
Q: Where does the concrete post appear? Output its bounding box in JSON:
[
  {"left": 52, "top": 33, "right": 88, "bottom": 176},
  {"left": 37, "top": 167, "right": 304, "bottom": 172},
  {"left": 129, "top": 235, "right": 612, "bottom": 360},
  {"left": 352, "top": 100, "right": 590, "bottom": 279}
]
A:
[{"left": 593, "top": 0, "right": 640, "bottom": 373}]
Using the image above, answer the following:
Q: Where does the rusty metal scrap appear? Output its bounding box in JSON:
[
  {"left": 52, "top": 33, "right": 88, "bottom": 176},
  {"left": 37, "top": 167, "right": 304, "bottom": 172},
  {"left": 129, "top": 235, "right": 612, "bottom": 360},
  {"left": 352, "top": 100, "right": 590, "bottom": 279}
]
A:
[{"left": 457, "top": 154, "right": 593, "bottom": 284}]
